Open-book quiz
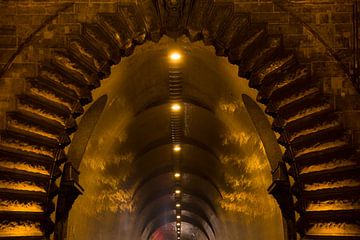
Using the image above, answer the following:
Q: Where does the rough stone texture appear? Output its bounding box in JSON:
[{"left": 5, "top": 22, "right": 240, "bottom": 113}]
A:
[
  {"left": 229, "top": 0, "right": 360, "bottom": 144},
  {"left": 0, "top": 0, "right": 358, "bottom": 140}
]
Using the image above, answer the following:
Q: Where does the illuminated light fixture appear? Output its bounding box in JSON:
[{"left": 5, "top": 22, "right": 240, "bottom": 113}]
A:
[
  {"left": 176, "top": 215, "right": 181, "bottom": 219},
  {"left": 176, "top": 203, "right": 181, "bottom": 208},
  {"left": 177, "top": 237, "right": 180, "bottom": 240},
  {"left": 171, "top": 103, "right": 181, "bottom": 112},
  {"left": 173, "top": 145, "right": 181, "bottom": 152},
  {"left": 175, "top": 189, "right": 181, "bottom": 194},
  {"left": 176, "top": 222, "right": 181, "bottom": 226},
  {"left": 174, "top": 172, "right": 181, "bottom": 178},
  {"left": 169, "top": 52, "right": 182, "bottom": 61}
]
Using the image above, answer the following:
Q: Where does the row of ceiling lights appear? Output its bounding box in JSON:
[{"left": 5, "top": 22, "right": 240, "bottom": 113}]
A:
[{"left": 169, "top": 51, "right": 183, "bottom": 240}]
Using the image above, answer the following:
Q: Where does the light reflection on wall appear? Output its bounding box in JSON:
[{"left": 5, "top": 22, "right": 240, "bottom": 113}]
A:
[
  {"left": 0, "top": 200, "right": 43, "bottom": 212},
  {"left": 0, "top": 160, "right": 49, "bottom": 175},
  {"left": 185, "top": 38, "right": 284, "bottom": 239},
  {"left": 0, "top": 221, "right": 43, "bottom": 237},
  {"left": 308, "top": 222, "right": 360, "bottom": 236},
  {"left": 307, "top": 199, "right": 360, "bottom": 211},
  {"left": 0, "top": 180, "right": 45, "bottom": 192}
]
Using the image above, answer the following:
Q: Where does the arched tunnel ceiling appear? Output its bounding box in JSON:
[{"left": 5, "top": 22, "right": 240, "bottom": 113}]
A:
[
  {"left": 67, "top": 37, "right": 284, "bottom": 240},
  {"left": 0, "top": 0, "right": 360, "bottom": 239}
]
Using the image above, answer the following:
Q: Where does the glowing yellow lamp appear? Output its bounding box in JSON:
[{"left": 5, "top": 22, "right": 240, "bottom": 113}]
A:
[
  {"left": 169, "top": 52, "right": 182, "bottom": 61},
  {"left": 173, "top": 145, "right": 181, "bottom": 152},
  {"left": 171, "top": 103, "right": 181, "bottom": 111}
]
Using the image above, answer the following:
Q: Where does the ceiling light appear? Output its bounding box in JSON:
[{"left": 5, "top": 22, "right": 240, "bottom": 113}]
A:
[
  {"left": 174, "top": 172, "right": 181, "bottom": 178},
  {"left": 171, "top": 103, "right": 181, "bottom": 111},
  {"left": 176, "top": 222, "right": 180, "bottom": 226},
  {"left": 169, "top": 52, "right": 181, "bottom": 61},
  {"left": 173, "top": 145, "right": 181, "bottom": 152},
  {"left": 176, "top": 203, "right": 181, "bottom": 208},
  {"left": 176, "top": 215, "right": 181, "bottom": 219},
  {"left": 175, "top": 189, "right": 181, "bottom": 194}
]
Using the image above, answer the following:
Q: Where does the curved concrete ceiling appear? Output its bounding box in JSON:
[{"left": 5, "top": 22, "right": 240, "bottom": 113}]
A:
[{"left": 67, "top": 36, "right": 283, "bottom": 240}]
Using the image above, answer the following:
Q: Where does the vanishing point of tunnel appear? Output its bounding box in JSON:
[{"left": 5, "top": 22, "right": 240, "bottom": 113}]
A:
[{"left": 0, "top": 1, "right": 360, "bottom": 240}]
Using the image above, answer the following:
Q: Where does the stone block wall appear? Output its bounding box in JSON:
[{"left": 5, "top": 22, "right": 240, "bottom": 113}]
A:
[
  {"left": 228, "top": 0, "right": 360, "bottom": 145},
  {"left": 1, "top": 0, "right": 358, "bottom": 143}
]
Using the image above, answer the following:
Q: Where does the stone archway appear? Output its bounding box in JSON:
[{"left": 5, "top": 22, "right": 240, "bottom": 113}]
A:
[{"left": 0, "top": 1, "right": 359, "bottom": 239}]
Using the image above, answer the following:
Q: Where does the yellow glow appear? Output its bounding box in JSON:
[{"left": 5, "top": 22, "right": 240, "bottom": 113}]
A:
[
  {"left": 0, "top": 200, "right": 43, "bottom": 212},
  {"left": 0, "top": 180, "right": 46, "bottom": 193},
  {"left": 176, "top": 215, "right": 181, "bottom": 219},
  {"left": 0, "top": 161, "right": 49, "bottom": 176},
  {"left": 176, "top": 222, "right": 181, "bottom": 226},
  {"left": 171, "top": 103, "right": 182, "bottom": 111},
  {"left": 174, "top": 172, "right": 181, "bottom": 178},
  {"left": 169, "top": 52, "right": 182, "bottom": 61},
  {"left": 173, "top": 145, "right": 181, "bottom": 152},
  {"left": 176, "top": 203, "right": 181, "bottom": 208},
  {"left": 0, "top": 221, "right": 43, "bottom": 237},
  {"left": 175, "top": 189, "right": 181, "bottom": 194}
]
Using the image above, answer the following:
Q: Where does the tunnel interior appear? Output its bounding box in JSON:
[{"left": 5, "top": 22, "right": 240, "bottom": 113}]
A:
[
  {"left": 1, "top": 1, "right": 360, "bottom": 239},
  {"left": 66, "top": 37, "right": 284, "bottom": 240}
]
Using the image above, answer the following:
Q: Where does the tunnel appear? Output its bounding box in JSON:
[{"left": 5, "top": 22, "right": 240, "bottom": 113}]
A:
[
  {"left": 0, "top": 1, "right": 360, "bottom": 240},
  {"left": 63, "top": 38, "right": 286, "bottom": 240}
]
